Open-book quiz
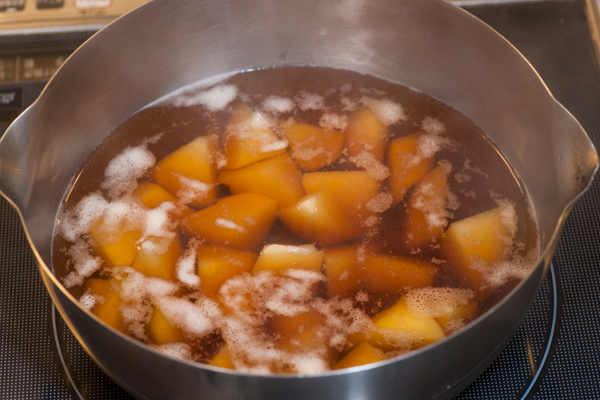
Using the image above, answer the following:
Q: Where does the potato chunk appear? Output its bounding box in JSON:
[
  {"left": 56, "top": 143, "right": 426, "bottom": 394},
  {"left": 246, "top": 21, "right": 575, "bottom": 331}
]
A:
[
  {"left": 148, "top": 306, "right": 188, "bottom": 345},
  {"left": 221, "top": 103, "right": 288, "bottom": 170},
  {"left": 131, "top": 235, "right": 183, "bottom": 281},
  {"left": 368, "top": 298, "right": 446, "bottom": 350},
  {"left": 185, "top": 193, "right": 278, "bottom": 251},
  {"left": 302, "top": 171, "right": 380, "bottom": 228},
  {"left": 322, "top": 246, "right": 361, "bottom": 298},
  {"left": 197, "top": 245, "right": 257, "bottom": 298},
  {"left": 283, "top": 121, "right": 344, "bottom": 170},
  {"left": 441, "top": 207, "right": 514, "bottom": 297},
  {"left": 90, "top": 227, "right": 141, "bottom": 267},
  {"left": 400, "top": 165, "right": 448, "bottom": 248},
  {"left": 345, "top": 108, "right": 388, "bottom": 161},
  {"left": 209, "top": 345, "right": 235, "bottom": 369},
  {"left": 335, "top": 342, "right": 385, "bottom": 369},
  {"left": 151, "top": 135, "right": 218, "bottom": 208},
  {"left": 359, "top": 254, "right": 436, "bottom": 295},
  {"left": 435, "top": 299, "right": 479, "bottom": 335},
  {"left": 133, "top": 181, "right": 178, "bottom": 208},
  {"left": 387, "top": 131, "right": 435, "bottom": 204},
  {"left": 83, "top": 278, "right": 125, "bottom": 333},
  {"left": 217, "top": 153, "right": 304, "bottom": 208},
  {"left": 252, "top": 244, "right": 324, "bottom": 274},
  {"left": 277, "top": 190, "right": 360, "bottom": 245}
]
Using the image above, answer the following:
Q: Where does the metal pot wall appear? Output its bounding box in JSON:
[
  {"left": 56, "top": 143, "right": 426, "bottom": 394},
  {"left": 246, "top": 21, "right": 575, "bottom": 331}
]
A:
[{"left": 0, "top": 0, "right": 597, "bottom": 399}]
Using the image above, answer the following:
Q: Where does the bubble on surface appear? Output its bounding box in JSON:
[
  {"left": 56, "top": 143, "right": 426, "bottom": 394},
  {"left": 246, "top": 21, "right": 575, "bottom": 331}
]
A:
[
  {"left": 361, "top": 97, "right": 406, "bottom": 125},
  {"left": 102, "top": 144, "right": 155, "bottom": 199}
]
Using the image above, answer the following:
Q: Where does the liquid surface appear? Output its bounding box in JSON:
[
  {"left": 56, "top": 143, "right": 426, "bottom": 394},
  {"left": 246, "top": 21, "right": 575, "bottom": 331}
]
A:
[{"left": 52, "top": 67, "right": 538, "bottom": 374}]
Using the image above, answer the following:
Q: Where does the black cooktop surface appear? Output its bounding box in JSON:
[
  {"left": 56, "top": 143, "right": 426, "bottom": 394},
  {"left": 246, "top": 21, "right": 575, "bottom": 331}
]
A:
[{"left": 1, "top": 1, "right": 599, "bottom": 399}]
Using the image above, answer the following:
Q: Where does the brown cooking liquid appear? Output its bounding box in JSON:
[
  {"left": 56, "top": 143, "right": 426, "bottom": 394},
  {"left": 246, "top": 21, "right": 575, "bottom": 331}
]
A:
[{"left": 52, "top": 67, "right": 538, "bottom": 374}]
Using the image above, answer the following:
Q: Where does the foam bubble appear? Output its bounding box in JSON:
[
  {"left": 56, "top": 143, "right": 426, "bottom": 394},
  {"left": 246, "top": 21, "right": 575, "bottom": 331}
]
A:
[
  {"left": 349, "top": 151, "right": 391, "bottom": 181},
  {"left": 366, "top": 192, "right": 393, "bottom": 213},
  {"left": 262, "top": 96, "right": 295, "bottom": 113},
  {"left": 171, "top": 84, "right": 238, "bottom": 111},
  {"left": 361, "top": 97, "right": 406, "bottom": 125},
  {"left": 151, "top": 342, "right": 194, "bottom": 361},
  {"left": 403, "top": 287, "right": 475, "bottom": 319},
  {"left": 58, "top": 192, "right": 109, "bottom": 242},
  {"left": 319, "top": 113, "right": 348, "bottom": 131},
  {"left": 79, "top": 293, "right": 96, "bottom": 310},
  {"left": 61, "top": 239, "right": 103, "bottom": 288},
  {"left": 102, "top": 144, "right": 156, "bottom": 199},
  {"left": 177, "top": 241, "right": 200, "bottom": 287},
  {"left": 176, "top": 176, "right": 215, "bottom": 206},
  {"left": 295, "top": 92, "right": 325, "bottom": 111}
]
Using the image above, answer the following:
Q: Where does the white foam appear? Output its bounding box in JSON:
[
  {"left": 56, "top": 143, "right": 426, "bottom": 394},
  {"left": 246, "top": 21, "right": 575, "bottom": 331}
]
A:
[
  {"left": 58, "top": 192, "right": 109, "bottom": 242},
  {"left": 102, "top": 144, "right": 156, "bottom": 199},
  {"left": 151, "top": 342, "right": 194, "bottom": 361},
  {"left": 366, "top": 191, "right": 393, "bottom": 213},
  {"left": 348, "top": 151, "right": 391, "bottom": 181},
  {"left": 319, "top": 113, "right": 348, "bottom": 131},
  {"left": 295, "top": 92, "right": 325, "bottom": 111},
  {"left": 170, "top": 84, "right": 238, "bottom": 111},
  {"left": 403, "top": 287, "right": 475, "bottom": 319},
  {"left": 79, "top": 293, "right": 96, "bottom": 310},
  {"left": 176, "top": 241, "right": 200, "bottom": 287},
  {"left": 262, "top": 96, "right": 295, "bottom": 113},
  {"left": 176, "top": 176, "right": 215, "bottom": 206},
  {"left": 361, "top": 97, "right": 406, "bottom": 126},
  {"left": 61, "top": 238, "right": 103, "bottom": 288}
]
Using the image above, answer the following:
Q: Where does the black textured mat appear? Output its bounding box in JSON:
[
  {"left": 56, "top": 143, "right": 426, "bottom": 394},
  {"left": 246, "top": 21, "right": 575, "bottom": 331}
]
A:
[{"left": 1, "top": 1, "right": 600, "bottom": 399}]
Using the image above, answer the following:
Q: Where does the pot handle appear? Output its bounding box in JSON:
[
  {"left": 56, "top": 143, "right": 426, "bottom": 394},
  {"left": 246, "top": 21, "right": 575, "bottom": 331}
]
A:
[{"left": 0, "top": 109, "right": 31, "bottom": 211}]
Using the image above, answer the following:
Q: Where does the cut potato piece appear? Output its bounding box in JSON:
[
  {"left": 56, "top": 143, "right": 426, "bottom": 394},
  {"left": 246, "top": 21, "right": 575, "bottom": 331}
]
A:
[
  {"left": 252, "top": 244, "right": 324, "bottom": 274},
  {"left": 83, "top": 278, "right": 125, "bottom": 333},
  {"left": 345, "top": 108, "right": 388, "bottom": 161},
  {"left": 151, "top": 135, "right": 218, "bottom": 208},
  {"left": 351, "top": 298, "right": 445, "bottom": 351},
  {"left": 185, "top": 193, "right": 278, "bottom": 251},
  {"left": 272, "top": 311, "right": 326, "bottom": 338},
  {"left": 277, "top": 189, "right": 360, "bottom": 245},
  {"left": 148, "top": 306, "right": 188, "bottom": 345},
  {"left": 210, "top": 345, "right": 235, "bottom": 369},
  {"left": 322, "top": 246, "right": 360, "bottom": 298},
  {"left": 359, "top": 254, "right": 436, "bottom": 295},
  {"left": 197, "top": 245, "right": 257, "bottom": 298},
  {"left": 302, "top": 171, "right": 380, "bottom": 227},
  {"left": 283, "top": 121, "right": 344, "bottom": 170},
  {"left": 335, "top": 342, "right": 385, "bottom": 369},
  {"left": 217, "top": 153, "right": 304, "bottom": 208},
  {"left": 221, "top": 103, "right": 288, "bottom": 170},
  {"left": 131, "top": 235, "right": 183, "bottom": 281},
  {"left": 133, "top": 181, "right": 178, "bottom": 208},
  {"left": 435, "top": 299, "right": 479, "bottom": 335},
  {"left": 387, "top": 131, "right": 435, "bottom": 204},
  {"left": 90, "top": 227, "right": 141, "bottom": 267},
  {"left": 400, "top": 165, "right": 448, "bottom": 248},
  {"left": 441, "top": 207, "right": 513, "bottom": 297}
]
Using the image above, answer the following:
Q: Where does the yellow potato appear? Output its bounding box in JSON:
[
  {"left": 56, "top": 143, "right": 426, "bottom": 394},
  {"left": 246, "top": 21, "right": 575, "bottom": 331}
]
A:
[
  {"left": 151, "top": 135, "right": 218, "bottom": 208},
  {"left": 185, "top": 193, "right": 278, "bottom": 251},
  {"left": 277, "top": 189, "right": 360, "bottom": 245},
  {"left": 345, "top": 108, "right": 388, "bottom": 161},
  {"left": 221, "top": 103, "right": 287, "bottom": 170},
  {"left": 90, "top": 226, "right": 141, "bottom": 267},
  {"left": 132, "top": 181, "right": 178, "bottom": 208},
  {"left": 147, "top": 306, "right": 188, "bottom": 345},
  {"left": 252, "top": 244, "right": 324, "bottom": 274},
  {"left": 83, "top": 278, "right": 126, "bottom": 333},
  {"left": 335, "top": 342, "right": 385, "bottom": 369},
  {"left": 441, "top": 207, "right": 512, "bottom": 298},
  {"left": 283, "top": 121, "right": 344, "bottom": 170},
  {"left": 322, "top": 246, "right": 360, "bottom": 298},
  {"left": 197, "top": 245, "right": 257, "bottom": 298},
  {"left": 359, "top": 254, "right": 436, "bottom": 295},
  {"left": 435, "top": 299, "right": 479, "bottom": 335},
  {"left": 217, "top": 153, "right": 304, "bottom": 208},
  {"left": 302, "top": 171, "right": 379, "bottom": 227},
  {"left": 209, "top": 344, "right": 235, "bottom": 369},
  {"left": 352, "top": 298, "right": 445, "bottom": 351},
  {"left": 131, "top": 235, "right": 183, "bottom": 281},
  {"left": 387, "top": 130, "right": 435, "bottom": 204},
  {"left": 400, "top": 165, "right": 448, "bottom": 248}
]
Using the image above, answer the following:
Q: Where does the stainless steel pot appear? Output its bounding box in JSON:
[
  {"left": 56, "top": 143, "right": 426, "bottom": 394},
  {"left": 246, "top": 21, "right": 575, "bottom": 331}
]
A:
[{"left": 0, "top": 0, "right": 597, "bottom": 399}]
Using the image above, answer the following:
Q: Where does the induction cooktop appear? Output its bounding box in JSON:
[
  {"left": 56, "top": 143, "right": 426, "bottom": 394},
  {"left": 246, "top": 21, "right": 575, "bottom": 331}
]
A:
[{"left": 1, "top": 1, "right": 599, "bottom": 399}]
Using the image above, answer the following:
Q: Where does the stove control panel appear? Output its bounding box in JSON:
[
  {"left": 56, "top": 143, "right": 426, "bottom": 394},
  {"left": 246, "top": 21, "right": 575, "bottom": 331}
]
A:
[{"left": 0, "top": 0, "right": 150, "bottom": 31}]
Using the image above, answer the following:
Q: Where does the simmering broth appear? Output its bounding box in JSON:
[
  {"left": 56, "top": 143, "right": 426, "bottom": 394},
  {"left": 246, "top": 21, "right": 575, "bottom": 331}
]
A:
[{"left": 52, "top": 66, "right": 538, "bottom": 374}]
